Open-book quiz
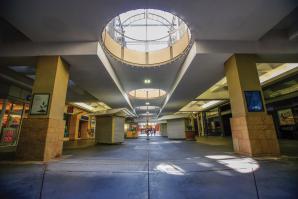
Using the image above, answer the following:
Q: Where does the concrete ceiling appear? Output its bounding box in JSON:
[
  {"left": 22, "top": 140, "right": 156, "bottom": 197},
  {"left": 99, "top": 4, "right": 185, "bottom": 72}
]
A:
[
  {"left": 1, "top": 0, "right": 296, "bottom": 41},
  {"left": 62, "top": 55, "right": 129, "bottom": 108},
  {"left": 162, "top": 53, "right": 231, "bottom": 114},
  {"left": 106, "top": 52, "right": 187, "bottom": 114},
  {"left": 0, "top": 0, "right": 297, "bottom": 119}
]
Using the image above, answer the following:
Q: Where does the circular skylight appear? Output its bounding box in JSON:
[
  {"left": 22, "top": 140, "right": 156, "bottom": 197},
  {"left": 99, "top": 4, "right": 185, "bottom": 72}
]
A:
[
  {"left": 128, "top": 88, "right": 166, "bottom": 99},
  {"left": 140, "top": 113, "right": 154, "bottom": 116},
  {"left": 136, "top": 106, "right": 160, "bottom": 110},
  {"left": 102, "top": 9, "right": 191, "bottom": 66}
]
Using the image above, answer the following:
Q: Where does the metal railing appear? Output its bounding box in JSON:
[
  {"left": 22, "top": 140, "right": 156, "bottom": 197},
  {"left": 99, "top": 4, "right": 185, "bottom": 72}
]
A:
[{"left": 106, "top": 10, "right": 189, "bottom": 51}]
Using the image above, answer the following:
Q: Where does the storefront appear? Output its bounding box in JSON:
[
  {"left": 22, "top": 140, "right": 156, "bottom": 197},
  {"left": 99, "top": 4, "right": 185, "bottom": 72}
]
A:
[
  {"left": 267, "top": 97, "right": 298, "bottom": 139},
  {"left": 63, "top": 105, "right": 95, "bottom": 140},
  {"left": 0, "top": 100, "right": 29, "bottom": 150},
  {"left": 205, "top": 108, "right": 223, "bottom": 136},
  {"left": 0, "top": 83, "right": 31, "bottom": 152}
]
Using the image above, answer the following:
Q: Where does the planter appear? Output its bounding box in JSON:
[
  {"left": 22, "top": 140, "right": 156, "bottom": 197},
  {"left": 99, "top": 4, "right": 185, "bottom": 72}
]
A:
[{"left": 185, "top": 131, "right": 195, "bottom": 140}]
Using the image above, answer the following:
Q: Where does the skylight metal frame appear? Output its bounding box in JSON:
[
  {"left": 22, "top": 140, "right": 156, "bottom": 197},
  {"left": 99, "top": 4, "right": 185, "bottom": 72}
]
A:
[{"left": 106, "top": 9, "right": 189, "bottom": 51}]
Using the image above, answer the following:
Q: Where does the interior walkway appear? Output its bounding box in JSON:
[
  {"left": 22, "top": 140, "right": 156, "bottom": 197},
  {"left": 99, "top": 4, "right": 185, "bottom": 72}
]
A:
[{"left": 1, "top": 136, "right": 298, "bottom": 199}]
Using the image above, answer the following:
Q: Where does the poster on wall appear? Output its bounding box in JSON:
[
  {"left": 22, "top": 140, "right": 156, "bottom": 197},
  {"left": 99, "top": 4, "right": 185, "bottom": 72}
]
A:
[
  {"left": 244, "top": 91, "right": 264, "bottom": 112},
  {"left": 30, "top": 93, "right": 50, "bottom": 115},
  {"left": 278, "top": 109, "right": 295, "bottom": 126}
]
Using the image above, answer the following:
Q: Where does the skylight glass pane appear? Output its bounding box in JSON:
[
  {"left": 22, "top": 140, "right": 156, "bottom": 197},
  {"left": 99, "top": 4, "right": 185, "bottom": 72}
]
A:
[{"left": 106, "top": 9, "right": 189, "bottom": 52}]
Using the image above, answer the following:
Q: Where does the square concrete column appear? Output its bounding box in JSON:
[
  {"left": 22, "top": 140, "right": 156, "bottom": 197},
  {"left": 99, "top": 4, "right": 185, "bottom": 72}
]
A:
[
  {"left": 160, "top": 123, "right": 167, "bottom": 137},
  {"left": 224, "top": 54, "right": 280, "bottom": 156},
  {"left": 95, "top": 116, "right": 124, "bottom": 144},
  {"left": 17, "top": 56, "right": 69, "bottom": 161},
  {"left": 167, "top": 119, "right": 186, "bottom": 139}
]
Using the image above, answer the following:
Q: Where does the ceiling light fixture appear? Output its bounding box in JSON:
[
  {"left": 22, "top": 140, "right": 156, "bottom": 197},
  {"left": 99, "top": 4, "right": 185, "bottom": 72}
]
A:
[
  {"left": 135, "top": 106, "right": 160, "bottom": 110},
  {"left": 201, "top": 100, "right": 221, "bottom": 109},
  {"left": 144, "top": 79, "right": 151, "bottom": 84},
  {"left": 73, "top": 102, "right": 95, "bottom": 112},
  {"left": 128, "top": 88, "right": 166, "bottom": 99},
  {"left": 146, "top": 102, "right": 150, "bottom": 105}
]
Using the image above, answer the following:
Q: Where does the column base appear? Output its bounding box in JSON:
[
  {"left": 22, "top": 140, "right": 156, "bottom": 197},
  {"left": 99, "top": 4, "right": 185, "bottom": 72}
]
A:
[
  {"left": 16, "top": 118, "right": 65, "bottom": 161},
  {"left": 230, "top": 114, "right": 280, "bottom": 157}
]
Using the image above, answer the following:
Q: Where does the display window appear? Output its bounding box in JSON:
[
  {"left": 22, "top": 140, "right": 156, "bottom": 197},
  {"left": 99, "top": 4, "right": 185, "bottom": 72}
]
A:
[{"left": 0, "top": 99, "right": 28, "bottom": 147}]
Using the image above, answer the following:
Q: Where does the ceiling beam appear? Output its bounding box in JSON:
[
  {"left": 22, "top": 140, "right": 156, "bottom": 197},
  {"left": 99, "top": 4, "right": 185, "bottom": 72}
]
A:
[
  {"left": 1, "top": 37, "right": 297, "bottom": 58},
  {"left": 0, "top": 41, "right": 99, "bottom": 57},
  {"left": 196, "top": 38, "right": 298, "bottom": 55}
]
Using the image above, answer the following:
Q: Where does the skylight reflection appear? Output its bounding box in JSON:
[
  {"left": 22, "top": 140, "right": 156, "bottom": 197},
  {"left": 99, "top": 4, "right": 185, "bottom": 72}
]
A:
[{"left": 206, "top": 155, "right": 259, "bottom": 173}]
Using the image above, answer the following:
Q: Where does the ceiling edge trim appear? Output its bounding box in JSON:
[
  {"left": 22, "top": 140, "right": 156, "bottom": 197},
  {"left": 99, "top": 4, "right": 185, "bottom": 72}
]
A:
[
  {"left": 158, "top": 42, "right": 197, "bottom": 116},
  {"left": 96, "top": 42, "right": 135, "bottom": 114}
]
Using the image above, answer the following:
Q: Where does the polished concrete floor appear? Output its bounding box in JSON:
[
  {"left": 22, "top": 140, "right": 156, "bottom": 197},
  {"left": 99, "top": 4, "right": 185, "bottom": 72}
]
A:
[{"left": 1, "top": 136, "right": 298, "bottom": 199}]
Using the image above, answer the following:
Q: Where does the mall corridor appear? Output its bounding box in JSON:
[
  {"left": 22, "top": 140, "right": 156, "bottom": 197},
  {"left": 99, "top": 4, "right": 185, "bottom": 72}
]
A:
[
  {"left": 1, "top": 136, "right": 298, "bottom": 199},
  {"left": 1, "top": 1, "right": 298, "bottom": 198}
]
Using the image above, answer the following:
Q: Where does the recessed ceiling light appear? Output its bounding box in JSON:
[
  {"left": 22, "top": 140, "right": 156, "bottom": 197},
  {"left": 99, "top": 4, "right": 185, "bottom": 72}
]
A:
[
  {"left": 146, "top": 102, "right": 150, "bottom": 105},
  {"left": 144, "top": 79, "right": 151, "bottom": 84}
]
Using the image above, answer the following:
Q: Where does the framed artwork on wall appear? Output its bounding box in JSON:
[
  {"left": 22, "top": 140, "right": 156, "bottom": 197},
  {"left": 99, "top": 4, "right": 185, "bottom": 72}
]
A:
[
  {"left": 29, "top": 93, "right": 50, "bottom": 115},
  {"left": 244, "top": 90, "right": 264, "bottom": 112}
]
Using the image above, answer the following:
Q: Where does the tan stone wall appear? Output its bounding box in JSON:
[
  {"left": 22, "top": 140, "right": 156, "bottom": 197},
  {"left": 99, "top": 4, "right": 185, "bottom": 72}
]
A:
[
  {"left": 17, "top": 118, "right": 65, "bottom": 161},
  {"left": 32, "top": 56, "right": 69, "bottom": 120},
  {"left": 230, "top": 114, "right": 280, "bottom": 156},
  {"left": 80, "top": 121, "right": 89, "bottom": 139},
  {"left": 68, "top": 114, "right": 79, "bottom": 140},
  {"left": 17, "top": 56, "right": 69, "bottom": 161}
]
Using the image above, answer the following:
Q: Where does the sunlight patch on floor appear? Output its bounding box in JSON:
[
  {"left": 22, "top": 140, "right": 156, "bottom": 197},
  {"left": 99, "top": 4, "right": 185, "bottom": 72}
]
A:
[
  {"left": 149, "top": 141, "right": 182, "bottom": 144},
  {"left": 155, "top": 163, "right": 185, "bottom": 175},
  {"left": 206, "top": 155, "right": 259, "bottom": 173},
  {"left": 196, "top": 162, "right": 214, "bottom": 167}
]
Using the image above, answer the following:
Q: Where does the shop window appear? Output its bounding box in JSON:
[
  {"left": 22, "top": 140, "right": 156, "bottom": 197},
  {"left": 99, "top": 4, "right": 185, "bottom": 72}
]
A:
[{"left": 0, "top": 99, "right": 28, "bottom": 147}]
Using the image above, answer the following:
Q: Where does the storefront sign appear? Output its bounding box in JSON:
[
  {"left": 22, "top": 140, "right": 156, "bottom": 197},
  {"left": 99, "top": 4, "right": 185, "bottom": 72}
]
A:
[{"left": 278, "top": 109, "right": 295, "bottom": 126}]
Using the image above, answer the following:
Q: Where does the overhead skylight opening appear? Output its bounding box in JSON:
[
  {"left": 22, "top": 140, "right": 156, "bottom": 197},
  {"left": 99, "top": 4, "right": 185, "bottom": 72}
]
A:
[
  {"left": 140, "top": 112, "right": 154, "bottom": 116},
  {"left": 102, "top": 9, "right": 191, "bottom": 67},
  {"left": 136, "top": 106, "right": 160, "bottom": 110},
  {"left": 128, "top": 88, "right": 166, "bottom": 99}
]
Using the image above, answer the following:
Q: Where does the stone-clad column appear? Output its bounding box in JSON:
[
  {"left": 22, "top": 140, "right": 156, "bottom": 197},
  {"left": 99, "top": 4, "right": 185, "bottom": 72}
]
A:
[
  {"left": 224, "top": 54, "right": 280, "bottom": 156},
  {"left": 68, "top": 113, "right": 83, "bottom": 141},
  {"left": 17, "top": 56, "right": 69, "bottom": 161}
]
